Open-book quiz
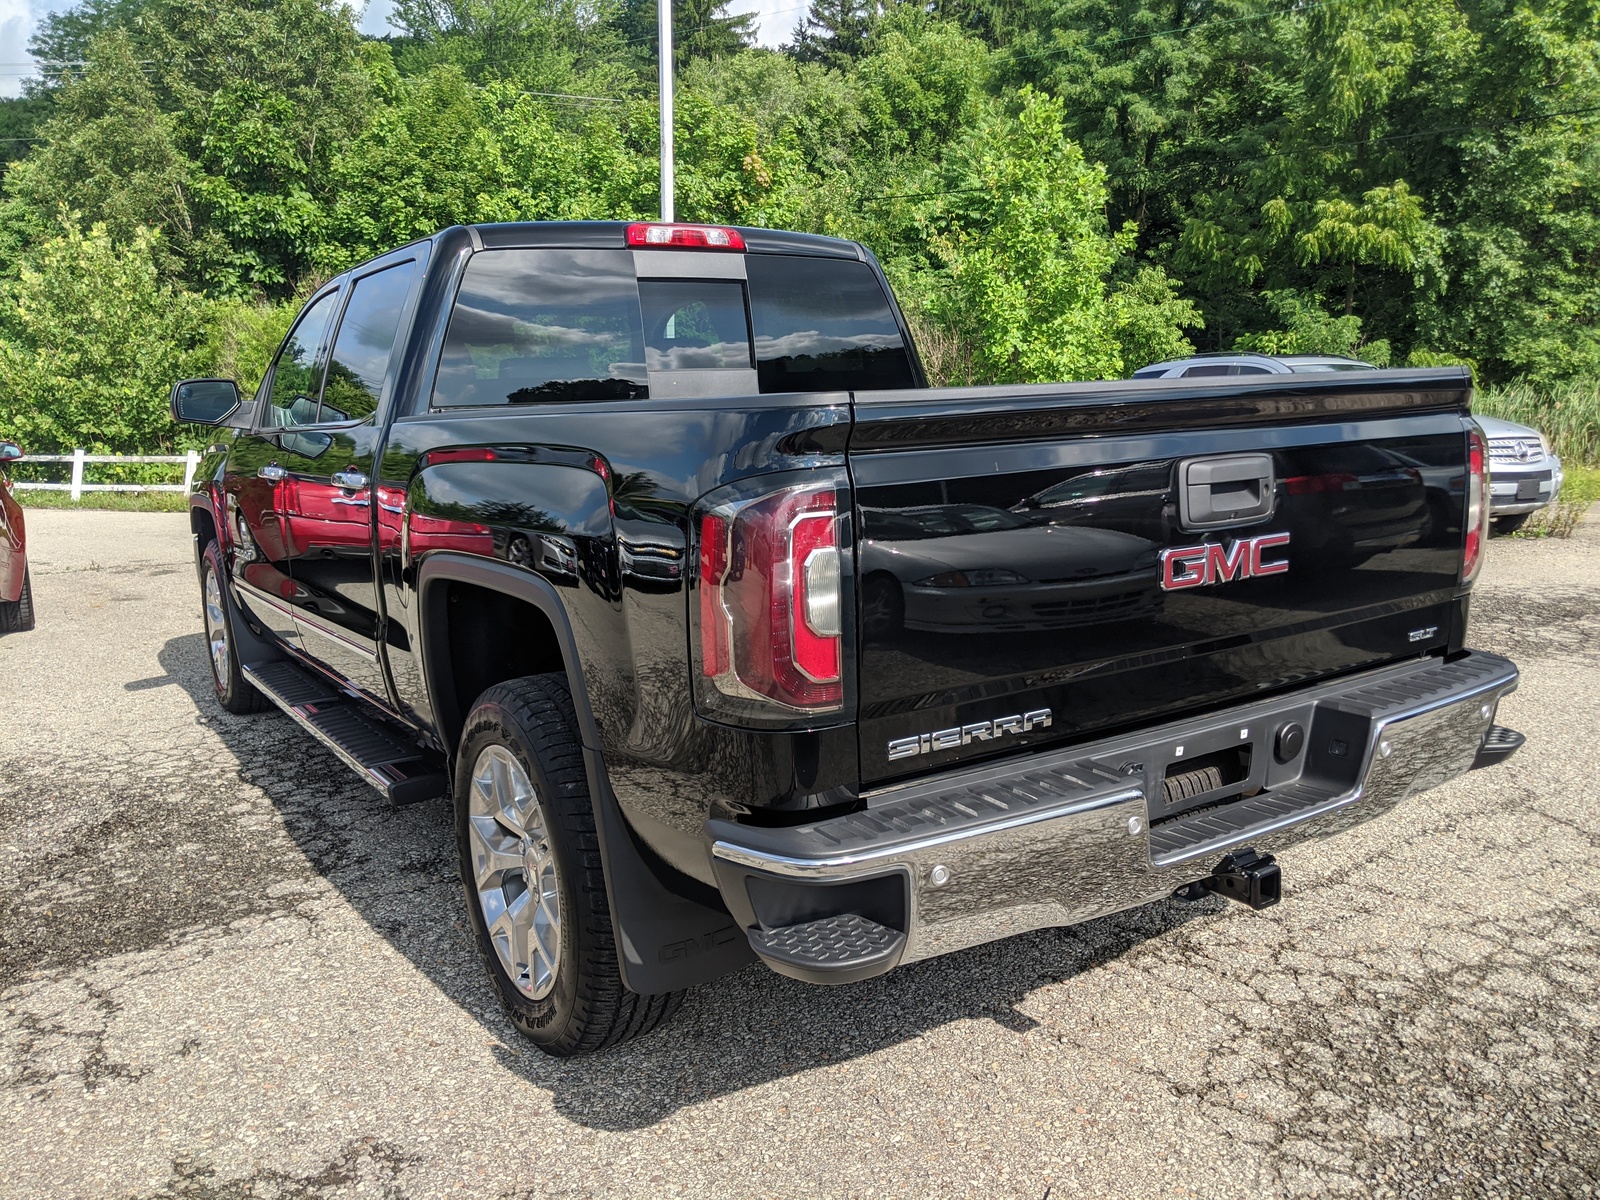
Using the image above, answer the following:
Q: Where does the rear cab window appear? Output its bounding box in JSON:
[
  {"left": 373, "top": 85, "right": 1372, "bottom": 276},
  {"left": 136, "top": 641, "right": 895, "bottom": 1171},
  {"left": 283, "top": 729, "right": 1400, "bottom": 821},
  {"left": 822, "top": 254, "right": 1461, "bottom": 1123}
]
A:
[
  {"left": 429, "top": 245, "right": 915, "bottom": 409},
  {"left": 745, "top": 255, "right": 916, "bottom": 393}
]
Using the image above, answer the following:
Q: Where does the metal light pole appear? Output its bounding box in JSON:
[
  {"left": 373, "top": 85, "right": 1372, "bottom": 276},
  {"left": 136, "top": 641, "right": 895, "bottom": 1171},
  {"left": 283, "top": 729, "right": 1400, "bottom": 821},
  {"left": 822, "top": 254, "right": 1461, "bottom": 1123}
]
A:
[{"left": 658, "top": 0, "right": 675, "bottom": 222}]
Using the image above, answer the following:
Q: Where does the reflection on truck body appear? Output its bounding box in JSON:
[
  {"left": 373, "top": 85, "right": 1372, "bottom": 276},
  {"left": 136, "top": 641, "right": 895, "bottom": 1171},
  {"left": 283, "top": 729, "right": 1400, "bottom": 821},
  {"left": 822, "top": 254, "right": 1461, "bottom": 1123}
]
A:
[{"left": 860, "top": 503, "right": 1161, "bottom": 635}]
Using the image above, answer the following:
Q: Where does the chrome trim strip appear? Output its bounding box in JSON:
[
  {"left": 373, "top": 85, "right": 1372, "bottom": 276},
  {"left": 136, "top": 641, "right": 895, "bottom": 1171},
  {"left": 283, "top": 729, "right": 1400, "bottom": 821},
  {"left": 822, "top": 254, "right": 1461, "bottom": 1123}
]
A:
[
  {"left": 711, "top": 786, "right": 1141, "bottom": 878},
  {"left": 294, "top": 614, "right": 381, "bottom": 661}
]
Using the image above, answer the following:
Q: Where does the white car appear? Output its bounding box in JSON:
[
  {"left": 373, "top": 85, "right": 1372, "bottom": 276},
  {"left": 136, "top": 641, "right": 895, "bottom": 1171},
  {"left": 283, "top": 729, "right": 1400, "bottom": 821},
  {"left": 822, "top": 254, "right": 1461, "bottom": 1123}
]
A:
[{"left": 1476, "top": 415, "right": 1563, "bottom": 530}]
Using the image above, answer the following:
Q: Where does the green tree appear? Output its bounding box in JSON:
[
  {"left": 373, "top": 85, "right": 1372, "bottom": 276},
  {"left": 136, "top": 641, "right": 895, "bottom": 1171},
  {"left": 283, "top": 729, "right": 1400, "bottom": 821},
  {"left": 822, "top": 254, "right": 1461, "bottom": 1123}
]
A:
[
  {"left": 9, "top": 0, "right": 375, "bottom": 295},
  {"left": 1233, "top": 290, "right": 1390, "bottom": 365},
  {"left": 790, "top": 0, "right": 875, "bottom": 68},
  {"left": 611, "top": 0, "right": 755, "bottom": 71},
  {"left": 913, "top": 89, "right": 1199, "bottom": 383},
  {"left": 1, "top": 33, "right": 200, "bottom": 279},
  {"left": 0, "top": 218, "right": 212, "bottom": 453}
]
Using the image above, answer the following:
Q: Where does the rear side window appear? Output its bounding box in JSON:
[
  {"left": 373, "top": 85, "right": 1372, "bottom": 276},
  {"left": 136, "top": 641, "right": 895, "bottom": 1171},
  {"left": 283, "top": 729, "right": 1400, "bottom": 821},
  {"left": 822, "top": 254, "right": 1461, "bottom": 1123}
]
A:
[
  {"left": 320, "top": 260, "right": 416, "bottom": 423},
  {"left": 745, "top": 255, "right": 916, "bottom": 393},
  {"left": 432, "top": 249, "right": 648, "bottom": 407},
  {"left": 1181, "top": 364, "right": 1235, "bottom": 378}
]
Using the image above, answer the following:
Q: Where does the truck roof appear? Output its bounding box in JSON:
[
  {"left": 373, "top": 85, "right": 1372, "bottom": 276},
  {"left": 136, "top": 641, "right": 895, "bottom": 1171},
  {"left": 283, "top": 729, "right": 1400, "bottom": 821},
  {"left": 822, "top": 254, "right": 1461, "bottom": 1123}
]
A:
[{"left": 460, "top": 221, "right": 865, "bottom": 260}]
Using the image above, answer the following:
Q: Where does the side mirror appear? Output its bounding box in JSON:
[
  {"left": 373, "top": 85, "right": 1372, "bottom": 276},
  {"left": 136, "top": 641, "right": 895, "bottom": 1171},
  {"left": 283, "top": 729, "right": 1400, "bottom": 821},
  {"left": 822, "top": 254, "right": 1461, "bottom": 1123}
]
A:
[
  {"left": 0, "top": 441, "right": 22, "bottom": 463},
  {"left": 171, "top": 378, "right": 242, "bottom": 425}
]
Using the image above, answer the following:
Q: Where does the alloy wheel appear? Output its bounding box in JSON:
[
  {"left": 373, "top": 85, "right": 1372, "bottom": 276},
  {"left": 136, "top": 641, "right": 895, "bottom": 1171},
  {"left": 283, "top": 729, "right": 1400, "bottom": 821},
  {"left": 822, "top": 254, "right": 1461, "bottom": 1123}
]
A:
[
  {"left": 466, "top": 745, "right": 562, "bottom": 1000},
  {"left": 203, "top": 566, "right": 230, "bottom": 687}
]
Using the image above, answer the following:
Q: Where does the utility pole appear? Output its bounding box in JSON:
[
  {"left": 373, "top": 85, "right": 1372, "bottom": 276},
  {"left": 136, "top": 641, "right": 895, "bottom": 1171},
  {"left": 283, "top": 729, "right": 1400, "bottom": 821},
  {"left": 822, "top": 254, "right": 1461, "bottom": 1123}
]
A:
[{"left": 658, "top": 0, "right": 674, "bottom": 222}]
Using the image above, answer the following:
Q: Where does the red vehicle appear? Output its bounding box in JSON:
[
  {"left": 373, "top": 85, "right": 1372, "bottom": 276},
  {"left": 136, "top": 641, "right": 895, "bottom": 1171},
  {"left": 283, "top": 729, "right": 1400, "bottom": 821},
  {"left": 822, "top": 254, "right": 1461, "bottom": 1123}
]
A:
[{"left": 0, "top": 441, "right": 34, "bottom": 633}]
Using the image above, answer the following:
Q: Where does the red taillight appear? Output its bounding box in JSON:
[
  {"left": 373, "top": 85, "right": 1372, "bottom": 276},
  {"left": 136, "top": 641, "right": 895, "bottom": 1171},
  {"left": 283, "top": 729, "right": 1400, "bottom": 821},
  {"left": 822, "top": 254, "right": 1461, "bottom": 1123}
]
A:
[
  {"left": 697, "top": 482, "right": 844, "bottom": 717},
  {"left": 1463, "top": 424, "right": 1489, "bottom": 583},
  {"left": 698, "top": 513, "right": 731, "bottom": 680},
  {"left": 423, "top": 447, "right": 498, "bottom": 467},
  {"left": 1284, "top": 472, "right": 1359, "bottom": 495},
  {"left": 626, "top": 223, "right": 746, "bottom": 251}
]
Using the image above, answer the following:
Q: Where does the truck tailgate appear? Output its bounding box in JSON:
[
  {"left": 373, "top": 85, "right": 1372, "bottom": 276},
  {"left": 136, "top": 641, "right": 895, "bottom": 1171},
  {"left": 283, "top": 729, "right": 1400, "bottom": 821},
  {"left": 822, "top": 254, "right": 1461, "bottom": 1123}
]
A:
[{"left": 850, "top": 369, "right": 1473, "bottom": 786}]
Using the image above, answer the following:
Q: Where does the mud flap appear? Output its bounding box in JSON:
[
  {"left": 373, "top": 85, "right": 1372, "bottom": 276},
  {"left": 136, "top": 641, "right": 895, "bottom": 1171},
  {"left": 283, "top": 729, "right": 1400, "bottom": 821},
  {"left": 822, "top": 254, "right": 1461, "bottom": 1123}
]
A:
[{"left": 584, "top": 747, "right": 755, "bottom": 995}]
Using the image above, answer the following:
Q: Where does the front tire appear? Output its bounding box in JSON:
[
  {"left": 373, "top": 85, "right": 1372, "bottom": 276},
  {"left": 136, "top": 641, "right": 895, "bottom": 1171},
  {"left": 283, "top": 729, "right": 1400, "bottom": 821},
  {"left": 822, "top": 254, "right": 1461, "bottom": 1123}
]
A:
[
  {"left": 201, "top": 541, "right": 266, "bottom": 714},
  {"left": 1493, "top": 512, "right": 1531, "bottom": 535},
  {"left": 0, "top": 565, "right": 33, "bottom": 633},
  {"left": 455, "top": 674, "right": 682, "bottom": 1056}
]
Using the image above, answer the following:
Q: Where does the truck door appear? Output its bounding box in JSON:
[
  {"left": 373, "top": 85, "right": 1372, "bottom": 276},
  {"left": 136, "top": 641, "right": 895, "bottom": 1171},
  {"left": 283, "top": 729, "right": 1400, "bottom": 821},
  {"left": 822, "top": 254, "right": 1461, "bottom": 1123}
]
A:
[
  {"left": 224, "top": 285, "right": 342, "bottom": 650},
  {"left": 277, "top": 255, "right": 420, "bottom": 707}
]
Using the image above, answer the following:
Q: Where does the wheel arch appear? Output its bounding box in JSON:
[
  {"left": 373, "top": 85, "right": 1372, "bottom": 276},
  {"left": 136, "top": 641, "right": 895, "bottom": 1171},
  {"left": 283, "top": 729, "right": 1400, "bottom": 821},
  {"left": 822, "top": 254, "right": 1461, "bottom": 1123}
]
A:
[
  {"left": 188, "top": 495, "right": 221, "bottom": 584},
  {"left": 414, "top": 552, "right": 754, "bottom": 995},
  {"left": 415, "top": 554, "right": 600, "bottom": 754}
]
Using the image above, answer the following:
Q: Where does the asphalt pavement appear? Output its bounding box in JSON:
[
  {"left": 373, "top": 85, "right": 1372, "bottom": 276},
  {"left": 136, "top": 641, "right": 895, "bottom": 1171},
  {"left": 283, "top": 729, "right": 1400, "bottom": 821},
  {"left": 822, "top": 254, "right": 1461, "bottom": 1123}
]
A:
[{"left": 1, "top": 508, "right": 1597, "bottom": 1199}]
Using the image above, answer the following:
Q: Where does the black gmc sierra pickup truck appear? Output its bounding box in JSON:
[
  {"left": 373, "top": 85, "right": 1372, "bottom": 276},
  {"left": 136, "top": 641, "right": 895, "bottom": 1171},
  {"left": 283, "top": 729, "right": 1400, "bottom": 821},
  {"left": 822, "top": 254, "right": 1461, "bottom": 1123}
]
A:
[{"left": 173, "top": 220, "right": 1524, "bottom": 1056}]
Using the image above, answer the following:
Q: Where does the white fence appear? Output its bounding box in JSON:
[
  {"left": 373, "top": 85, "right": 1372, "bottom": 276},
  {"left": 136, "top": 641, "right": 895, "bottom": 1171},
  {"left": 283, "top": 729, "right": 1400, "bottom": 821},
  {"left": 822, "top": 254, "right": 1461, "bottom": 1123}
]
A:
[{"left": 13, "top": 450, "right": 202, "bottom": 500}]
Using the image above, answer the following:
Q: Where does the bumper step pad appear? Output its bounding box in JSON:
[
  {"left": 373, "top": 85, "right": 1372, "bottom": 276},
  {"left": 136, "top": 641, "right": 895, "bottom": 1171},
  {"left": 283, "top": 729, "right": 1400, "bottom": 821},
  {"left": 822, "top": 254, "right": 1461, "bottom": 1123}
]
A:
[
  {"left": 748, "top": 914, "right": 905, "bottom": 984},
  {"left": 1472, "top": 724, "right": 1525, "bottom": 770},
  {"left": 243, "top": 660, "right": 447, "bottom": 805}
]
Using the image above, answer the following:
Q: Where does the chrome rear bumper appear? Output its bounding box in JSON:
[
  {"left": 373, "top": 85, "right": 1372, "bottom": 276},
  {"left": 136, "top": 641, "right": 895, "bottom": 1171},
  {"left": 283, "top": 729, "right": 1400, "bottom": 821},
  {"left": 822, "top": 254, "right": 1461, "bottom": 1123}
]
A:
[{"left": 709, "top": 651, "right": 1519, "bottom": 983}]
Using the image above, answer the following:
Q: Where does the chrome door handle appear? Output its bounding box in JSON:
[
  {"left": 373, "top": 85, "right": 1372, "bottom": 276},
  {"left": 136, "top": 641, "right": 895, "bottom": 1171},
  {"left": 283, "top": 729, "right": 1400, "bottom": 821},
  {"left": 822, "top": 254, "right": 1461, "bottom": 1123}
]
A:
[
  {"left": 331, "top": 470, "right": 369, "bottom": 490},
  {"left": 258, "top": 464, "right": 287, "bottom": 481}
]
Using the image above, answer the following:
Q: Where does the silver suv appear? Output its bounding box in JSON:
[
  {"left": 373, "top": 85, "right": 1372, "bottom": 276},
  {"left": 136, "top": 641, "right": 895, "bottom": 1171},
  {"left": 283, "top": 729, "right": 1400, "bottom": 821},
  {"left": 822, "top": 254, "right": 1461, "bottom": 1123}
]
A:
[
  {"left": 1477, "top": 415, "right": 1563, "bottom": 530},
  {"left": 1134, "top": 354, "right": 1562, "bottom": 530},
  {"left": 1133, "top": 352, "right": 1378, "bottom": 378}
]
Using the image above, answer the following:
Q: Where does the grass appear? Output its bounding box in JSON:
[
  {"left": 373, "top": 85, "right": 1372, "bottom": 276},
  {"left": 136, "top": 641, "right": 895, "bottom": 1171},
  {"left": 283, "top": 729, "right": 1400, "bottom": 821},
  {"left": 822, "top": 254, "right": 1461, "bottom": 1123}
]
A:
[
  {"left": 1476, "top": 378, "right": 1600, "bottom": 466},
  {"left": 14, "top": 489, "right": 189, "bottom": 513}
]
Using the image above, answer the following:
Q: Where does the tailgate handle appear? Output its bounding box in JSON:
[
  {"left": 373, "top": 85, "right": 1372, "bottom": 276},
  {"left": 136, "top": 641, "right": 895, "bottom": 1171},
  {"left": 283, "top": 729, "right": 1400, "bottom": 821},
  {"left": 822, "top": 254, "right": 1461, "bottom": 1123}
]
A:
[{"left": 1180, "top": 454, "right": 1275, "bottom": 530}]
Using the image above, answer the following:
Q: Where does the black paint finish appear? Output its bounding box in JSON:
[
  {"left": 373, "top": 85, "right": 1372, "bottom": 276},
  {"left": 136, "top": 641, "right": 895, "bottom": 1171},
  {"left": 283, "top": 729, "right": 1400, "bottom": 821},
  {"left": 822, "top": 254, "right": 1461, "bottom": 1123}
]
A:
[
  {"left": 851, "top": 410, "right": 1471, "bottom": 785},
  {"left": 186, "top": 220, "right": 1482, "bottom": 900}
]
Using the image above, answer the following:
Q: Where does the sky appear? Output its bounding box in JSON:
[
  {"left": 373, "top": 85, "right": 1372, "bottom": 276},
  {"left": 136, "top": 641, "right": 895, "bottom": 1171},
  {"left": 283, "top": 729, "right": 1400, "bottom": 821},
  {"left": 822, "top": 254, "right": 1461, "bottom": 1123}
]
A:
[{"left": 0, "top": 0, "right": 807, "bottom": 98}]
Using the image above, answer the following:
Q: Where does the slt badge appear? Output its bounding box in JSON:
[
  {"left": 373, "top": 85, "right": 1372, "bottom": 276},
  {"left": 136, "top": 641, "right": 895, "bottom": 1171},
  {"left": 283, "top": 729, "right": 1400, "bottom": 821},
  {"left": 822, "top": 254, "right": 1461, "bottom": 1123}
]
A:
[{"left": 1159, "top": 532, "right": 1290, "bottom": 591}]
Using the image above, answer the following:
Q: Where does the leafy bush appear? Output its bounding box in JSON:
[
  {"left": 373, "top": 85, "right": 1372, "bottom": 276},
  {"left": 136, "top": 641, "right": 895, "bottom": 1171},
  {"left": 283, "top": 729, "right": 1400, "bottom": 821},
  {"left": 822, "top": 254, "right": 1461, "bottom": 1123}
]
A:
[{"left": 0, "top": 219, "right": 212, "bottom": 454}]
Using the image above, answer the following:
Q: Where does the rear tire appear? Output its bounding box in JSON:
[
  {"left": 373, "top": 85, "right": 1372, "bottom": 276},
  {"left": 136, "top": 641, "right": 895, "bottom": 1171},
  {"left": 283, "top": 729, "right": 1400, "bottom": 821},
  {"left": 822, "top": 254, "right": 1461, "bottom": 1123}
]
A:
[
  {"left": 455, "top": 673, "right": 683, "bottom": 1056},
  {"left": 0, "top": 566, "right": 33, "bottom": 633},
  {"left": 201, "top": 541, "right": 267, "bottom": 714},
  {"left": 1493, "top": 512, "right": 1531, "bottom": 534}
]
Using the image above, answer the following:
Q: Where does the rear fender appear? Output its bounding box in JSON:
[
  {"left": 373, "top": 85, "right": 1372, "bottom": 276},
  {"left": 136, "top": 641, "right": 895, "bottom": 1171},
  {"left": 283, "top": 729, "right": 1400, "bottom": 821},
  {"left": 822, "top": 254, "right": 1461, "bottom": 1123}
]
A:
[{"left": 415, "top": 553, "right": 754, "bottom": 994}]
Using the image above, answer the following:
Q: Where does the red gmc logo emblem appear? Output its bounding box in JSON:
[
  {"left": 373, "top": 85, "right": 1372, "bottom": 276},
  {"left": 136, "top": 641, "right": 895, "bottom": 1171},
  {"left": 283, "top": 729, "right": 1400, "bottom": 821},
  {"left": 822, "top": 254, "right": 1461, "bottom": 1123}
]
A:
[{"left": 1159, "top": 532, "right": 1291, "bottom": 590}]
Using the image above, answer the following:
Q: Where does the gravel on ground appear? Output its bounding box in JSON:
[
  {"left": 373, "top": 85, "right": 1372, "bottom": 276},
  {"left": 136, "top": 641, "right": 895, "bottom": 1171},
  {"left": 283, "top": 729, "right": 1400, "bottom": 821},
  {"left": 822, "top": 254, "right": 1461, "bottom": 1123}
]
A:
[{"left": 2, "top": 509, "right": 1597, "bottom": 1199}]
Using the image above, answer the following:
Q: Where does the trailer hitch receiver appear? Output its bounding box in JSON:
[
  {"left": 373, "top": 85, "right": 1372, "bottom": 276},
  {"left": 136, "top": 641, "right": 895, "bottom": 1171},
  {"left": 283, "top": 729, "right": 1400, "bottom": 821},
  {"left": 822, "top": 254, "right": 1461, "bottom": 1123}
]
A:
[{"left": 1177, "top": 846, "right": 1281, "bottom": 910}]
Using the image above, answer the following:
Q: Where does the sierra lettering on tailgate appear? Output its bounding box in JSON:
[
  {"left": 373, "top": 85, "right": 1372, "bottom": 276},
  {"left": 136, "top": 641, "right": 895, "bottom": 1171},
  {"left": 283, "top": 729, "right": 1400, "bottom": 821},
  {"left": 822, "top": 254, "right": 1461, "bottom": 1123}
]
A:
[{"left": 888, "top": 708, "right": 1054, "bottom": 761}]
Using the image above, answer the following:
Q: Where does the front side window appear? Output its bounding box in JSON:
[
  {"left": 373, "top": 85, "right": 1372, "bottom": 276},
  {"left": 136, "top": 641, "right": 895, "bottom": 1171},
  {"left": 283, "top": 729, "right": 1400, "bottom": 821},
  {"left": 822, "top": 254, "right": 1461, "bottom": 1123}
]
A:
[
  {"left": 432, "top": 249, "right": 648, "bottom": 408},
  {"left": 745, "top": 255, "right": 916, "bottom": 394},
  {"left": 266, "top": 289, "right": 339, "bottom": 428},
  {"left": 320, "top": 260, "right": 417, "bottom": 423}
]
